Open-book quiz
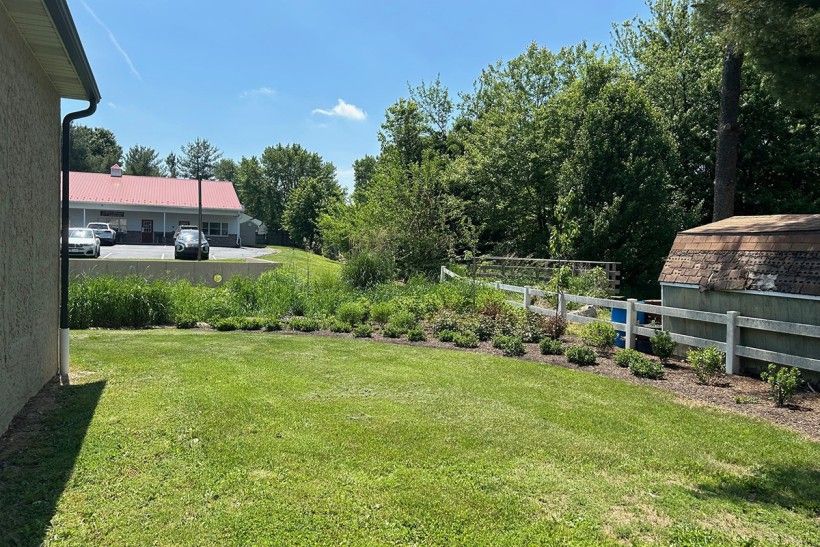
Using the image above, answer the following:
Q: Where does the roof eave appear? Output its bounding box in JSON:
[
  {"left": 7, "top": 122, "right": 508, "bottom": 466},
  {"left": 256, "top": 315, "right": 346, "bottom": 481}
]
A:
[{"left": 42, "top": 0, "right": 100, "bottom": 102}]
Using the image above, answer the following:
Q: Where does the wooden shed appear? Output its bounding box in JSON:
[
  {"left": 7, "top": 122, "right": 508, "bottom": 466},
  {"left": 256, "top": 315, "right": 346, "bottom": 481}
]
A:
[{"left": 659, "top": 214, "right": 820, "bottom": 375}]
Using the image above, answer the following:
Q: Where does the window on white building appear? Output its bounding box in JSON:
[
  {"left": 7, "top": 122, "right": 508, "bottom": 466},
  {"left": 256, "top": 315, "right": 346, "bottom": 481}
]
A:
[{"left": 205, "top": 222, "right": 228, "bottom": 236}]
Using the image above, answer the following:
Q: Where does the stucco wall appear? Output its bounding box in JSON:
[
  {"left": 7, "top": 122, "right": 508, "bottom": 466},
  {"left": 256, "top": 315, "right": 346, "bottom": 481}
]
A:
[{"left": 0, "top": 9, "right": 61, "bottom": 433}]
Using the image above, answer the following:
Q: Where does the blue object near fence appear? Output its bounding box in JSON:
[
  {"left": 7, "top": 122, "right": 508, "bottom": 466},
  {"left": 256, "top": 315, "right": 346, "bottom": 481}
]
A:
[{"left": 611, "top": 305, "right": 647, "bottom": 348}]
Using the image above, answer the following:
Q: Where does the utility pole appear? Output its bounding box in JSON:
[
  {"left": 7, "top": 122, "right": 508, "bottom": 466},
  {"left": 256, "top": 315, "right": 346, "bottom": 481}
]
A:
[{"left": 197, "top": 172, "right": 203, "bottom": 261}]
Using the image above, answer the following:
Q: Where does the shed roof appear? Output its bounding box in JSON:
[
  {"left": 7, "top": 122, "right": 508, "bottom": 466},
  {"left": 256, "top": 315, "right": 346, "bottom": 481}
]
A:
[
  {"left": 659, "top": 215, "right": 820, "bottom": 296},
  {"left": 67, "top": 171, "right": 243, "bottom": 212}
]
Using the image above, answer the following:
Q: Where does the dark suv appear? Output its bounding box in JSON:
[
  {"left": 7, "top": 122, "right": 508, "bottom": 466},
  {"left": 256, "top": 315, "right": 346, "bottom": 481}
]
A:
[{"left": 174, "top": 231, "right": 210, "bottom": 260}]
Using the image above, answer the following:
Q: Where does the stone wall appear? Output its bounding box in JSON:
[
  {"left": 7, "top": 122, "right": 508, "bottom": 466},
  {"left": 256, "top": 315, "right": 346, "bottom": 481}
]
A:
[{"left": 0, "top": 9, "right": 61, "bottom": 433}]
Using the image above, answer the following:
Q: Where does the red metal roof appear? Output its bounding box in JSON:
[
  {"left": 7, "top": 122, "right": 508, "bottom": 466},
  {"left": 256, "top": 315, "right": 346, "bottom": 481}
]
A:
[{"left": 67, "top": 171, "right": 243, "bottom": 211}]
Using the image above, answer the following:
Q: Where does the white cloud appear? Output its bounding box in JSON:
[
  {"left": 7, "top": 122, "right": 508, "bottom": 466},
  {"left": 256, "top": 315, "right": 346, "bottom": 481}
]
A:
[
  {"left": 312, "top": 99, "right": 367, "bottom": 121},
  {"left": 80, "top": 1, "right": 141, "bottom": 81},
  {"left": 239, "top": 86, "right": 276, "bottom": 99}
]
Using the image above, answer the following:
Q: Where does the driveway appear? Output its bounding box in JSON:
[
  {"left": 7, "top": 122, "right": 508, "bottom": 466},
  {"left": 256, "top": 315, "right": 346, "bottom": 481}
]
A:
[{"left": 99, "top": 244, "right": 271, "bottom": 260}]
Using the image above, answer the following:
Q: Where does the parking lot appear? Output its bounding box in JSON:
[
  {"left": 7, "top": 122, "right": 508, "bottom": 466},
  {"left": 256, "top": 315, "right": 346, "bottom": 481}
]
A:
[{"left": 98, "top": 244, "right": 271, "bottom": 260}]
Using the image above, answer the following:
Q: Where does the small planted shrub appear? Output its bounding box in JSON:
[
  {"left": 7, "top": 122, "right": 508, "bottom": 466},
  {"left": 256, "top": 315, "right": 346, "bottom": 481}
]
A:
[
  {"left": 370, "top": 301, "right": 395, "bottom": 325},
  {"left": 213, "top": 317, "right": 240, "bottom": 331},
  {"left": 519, "top": 311, "right": 550, "bottom": 343},
  {"left": 238, "top": 316, "right": 264, "bottom": 330},
  {"left": 539, "top": 338, "right": 564, "bottom": 355},
  {"left": 432, "top": 310, "right": 460, "bottom": 334},
  {"left": 174, "top": 313, "right": 197, "bottom": 329},
  {"left": 328, "top": 319, "right": 352, "bottom": 333},
  {"left": 614, "top": 348, "right": 643, "bottom": 368},
  {"left": 628, "top": 355, "right": 664, "bottom": 379},
  {"left": 336, "top": 301, "right": 368, "bottom": 326},
  {"left": 382, "top": 323, "right": 404, "bottom": 338},
  {"left": 492, "top": 335, "right": 525, "bottom": 357},
  {"left": 687, "top": 346, "right": 724, "bottom": 384},
  {"left": 453, "top": 331, "right": 480, "bottom": 348},
  {"left": 407, "top": 326, "right": 426, "bottom": 342},
  {"left": 437, "top": 329, "right": 456, "bottom": 343},
  {"left": 651, "top": 330, "right": 676, "bottom": 363},
  {"left": 544, "top": 315, "right": 567, "bottom": 340},
  {"left": 353, "top": 323, "right": 373, "bottom": 338},
  {"left": 580, "top": 322, "right": 617, "bottom": 352},
  {"left": 388, "top": 310, "right": 417, "bottom": 332},
  {"left": 262, "top": 318, "right": 282, "bottom": 331},
  {"left": 288, "top": 316, "right": 320, "bottom": 332},
  {"left": 761, "top": 364, "right": 802, "bottom": 407},
  {"left": 566, "top": 345, "right": 597, "bottom": 366}
]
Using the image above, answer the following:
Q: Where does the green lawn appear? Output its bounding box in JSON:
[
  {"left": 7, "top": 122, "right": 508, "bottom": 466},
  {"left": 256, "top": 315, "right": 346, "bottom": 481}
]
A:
[
  {"left": 2, "top": 331, "right": 818, "bottom": 545},
  {"left": 260, "top": 246, "right": 341, "bottom": 277}
]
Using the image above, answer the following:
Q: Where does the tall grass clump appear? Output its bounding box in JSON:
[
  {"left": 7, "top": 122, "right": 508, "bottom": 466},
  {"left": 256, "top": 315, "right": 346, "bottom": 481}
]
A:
[{"left": 69, "top": 276, "right": 171, "bottom": 328}]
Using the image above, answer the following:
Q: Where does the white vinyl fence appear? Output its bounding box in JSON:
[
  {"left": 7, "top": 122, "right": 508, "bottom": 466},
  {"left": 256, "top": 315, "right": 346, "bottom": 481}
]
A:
[{"left": 440, "top": 267, "right": 820, "bottom": 374}]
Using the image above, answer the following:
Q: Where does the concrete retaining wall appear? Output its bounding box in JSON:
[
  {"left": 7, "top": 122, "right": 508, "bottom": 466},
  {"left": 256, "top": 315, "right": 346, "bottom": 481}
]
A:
[{"left": 69, "top": 259, "right": 280, "bottom": 286}]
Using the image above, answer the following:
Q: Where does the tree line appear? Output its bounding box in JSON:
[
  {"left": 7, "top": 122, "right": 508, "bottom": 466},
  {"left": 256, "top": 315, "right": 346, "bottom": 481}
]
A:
[{"left": 69, "top": 0, "right": 818, "bottom": 289}]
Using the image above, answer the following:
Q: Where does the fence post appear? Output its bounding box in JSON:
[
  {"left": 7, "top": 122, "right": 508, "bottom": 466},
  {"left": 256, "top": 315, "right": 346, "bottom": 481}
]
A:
[
  {"left": 625, "top": 298, "right": 637, "bottom": 349},
  {"left": 439, "top": 266, "right": 445, "bottom": 283},
  {"left": 725, "top": 311, "right": 739, "bottom": 374},
  {"left": 523, "top": 286, "right": 530, "bottom": 310},
  {"left": 558, "top": 292, "right": 567, "bottom": 320}
]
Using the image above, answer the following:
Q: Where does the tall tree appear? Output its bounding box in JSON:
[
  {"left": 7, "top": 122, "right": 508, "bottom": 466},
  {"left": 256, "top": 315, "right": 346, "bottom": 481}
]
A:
[
  {"left": 214, "top": 158, "right": 238, "bottom": 181},
  {"left": 179, "top": 138, "right": 222, "bottom": 259},
  {"left": 712, "top": 43, "right": 743, "bottom": 221},
  {"left": 352, "top": 155, "right": 377, "bottom": 203},
  {"left": 282, "top": 176, "right": 344, "bottom": 250},
  {"left": 69, "top": 125, "right": 122, "bottom": 173},
  {"left": 164, "top": 153, "right": 179, "bottom": 178},
  {"left": 124, "top": 145, "right": 162, "bottom": 176}
]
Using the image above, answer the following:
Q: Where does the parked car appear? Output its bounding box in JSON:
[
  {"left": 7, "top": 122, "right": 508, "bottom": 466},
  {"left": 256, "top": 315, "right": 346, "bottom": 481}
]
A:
[
  {"left": 174, "top": 230, "right": 209, "bottom": 260},
  {"left": 173, "top": 225, "right": 199, "bottom": 239},
  {"left": 67, "top": 228, "right": 100, "bottom": 258},
  {"left": 86, "top": 222, "right": 117, "bottom": 245}
]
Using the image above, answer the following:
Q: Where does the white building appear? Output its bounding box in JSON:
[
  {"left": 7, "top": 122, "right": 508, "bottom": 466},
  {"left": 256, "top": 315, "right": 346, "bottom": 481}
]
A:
[{"left": 68, "top": 165, "right": 243, "bottom": 247}]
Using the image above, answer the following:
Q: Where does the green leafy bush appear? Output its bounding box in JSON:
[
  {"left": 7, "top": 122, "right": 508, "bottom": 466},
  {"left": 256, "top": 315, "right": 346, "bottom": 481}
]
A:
[
  {"left": 382, "top": 323, "right": 404, "bottom": 338},
  {"left": 614, "top": 348, "right": 642, "bottom": 368},
  {"left": 238, "top": 316, "right": 265, "bottom": 330},
  {"left": 437, "top": 329, "right": 456, "bottom": 343},
  {"left": 687, "top": 346, "right": 724, "bottom": 384},
  {"left": 457, "top": 314, "right": 495, "bottom": 341},
  {"left": 566, "top": 345, "right": 597, "bottom": 366},
  {"left": 651, "top": 331, "right": 676, "bottom": 363},
  {"left": 342, "top": 251, "right": 394, "bottom": 289},
  {"left": 213, "top": 317, "right": 241, "bottom": 331},
  {"left": 336, "top": 300, "right": 369, "bottom": 326},
  {"left": 353, "top": 323, "right": 373, "bottom": 338},
  {"left": 761, "top": 364, "right": 802, "bottom": 407},
  {"left": 543, "top": 315, "right": 567, "bottom": 340},
  {"left": 388, "top": 310, "right": 417, "bottom": 332},
  {"left": 68, "top": 276, "right": 171, "bottom": 329},
  {"left": 453, "top": 331, "right": 480, "bottom": 348},
  {"left": 328, "top": 319, "right": 353, "bottom": 333},
  {"left": 262, "top": 318, "right": 282, "bottom": 331},
  {"left": 407, "top": 327, "right": 426, "bottom": 342},
  {"left": 370, "top": 301, "right": 395, "bottom": 325},
  {"left": 627, "top": 354, "right": 664, "bottom": 379},
  {"left": 492, "top": 335, "right": 525, "bottom": 356},
  {"left": 580, "top": 322, "right": 617, "bottom": 351},
  {"left": 288, "top": 316, "right": 320, "bottom": 332},
  {"left": 539, "top": 338, "right": 564, "bottom": 355},
  {"left": 432, "top": 310, "right": 460, "bottom": 334},
  {"left": 519, "top": 311, "right": 550, "bottom": 343},
  {"left": 174, "top": 313, "right": 197, "bottom": 329}
]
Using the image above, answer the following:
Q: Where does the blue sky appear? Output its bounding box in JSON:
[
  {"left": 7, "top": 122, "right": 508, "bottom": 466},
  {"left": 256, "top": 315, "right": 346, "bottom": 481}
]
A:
[{"left": 63, "top": 0, "right": 650, "bottom": 190}]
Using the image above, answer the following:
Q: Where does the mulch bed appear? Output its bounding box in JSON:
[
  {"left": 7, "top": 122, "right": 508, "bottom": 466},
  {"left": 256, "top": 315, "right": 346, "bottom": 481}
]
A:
[{"left": 199, "top": 326, "right": 818, "bottom": 441}]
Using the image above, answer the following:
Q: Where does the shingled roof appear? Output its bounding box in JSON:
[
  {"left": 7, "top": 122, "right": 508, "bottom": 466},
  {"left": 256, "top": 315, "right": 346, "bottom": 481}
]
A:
[{"left": 659, "top": 215, "right": 820, "bottom": 296}]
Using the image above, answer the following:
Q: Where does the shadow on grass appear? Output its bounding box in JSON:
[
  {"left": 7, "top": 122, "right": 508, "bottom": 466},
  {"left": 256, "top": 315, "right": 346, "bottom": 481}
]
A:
[
  {"left": 0, "top": 379, "right": 105, "bottom": 545},
  {"left": 696, "top": 464, "right": 820, "bottom": 516}
]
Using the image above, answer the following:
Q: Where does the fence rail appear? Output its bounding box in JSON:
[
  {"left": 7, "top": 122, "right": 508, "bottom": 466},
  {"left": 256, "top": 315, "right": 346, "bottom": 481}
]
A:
[
  {"left": 468, "top": 256, "right": 621, "bottom": 290},
  {"left": 440, "top": 267, "right": 820, "bottom": 373}
]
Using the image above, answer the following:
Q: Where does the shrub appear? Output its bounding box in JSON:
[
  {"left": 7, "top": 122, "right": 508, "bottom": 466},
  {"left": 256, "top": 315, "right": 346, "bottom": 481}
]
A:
[
  {"left": 566, "top": 345, "right": 597, "bottom": 366},
  {"left": 382, "top": 323, "right": 404, "bottom": 338},
  {"left": 453, "top": 331, "right": 480, "bottom": 348},
  {"left": 407, "top": 327, "right": 426, "bottom": 342},
  {"left": 761, "top": 364, "right": 802, "bottom": 407},
  {"left": 431, "top": 310, "right": 460, "bottom": 334},
  {"left": 213, "top": 317, "right": 240, "bottom": 331},
  {"left": 580, "top": 322, "right": 617, "bottom": 351},
  {"left": 687, "top": 346, "right": 725, "bottom": 384},
  {"left": 388, "top": 310, "right": 417, "bottom": 332},
  {"left": 342, "top": 251, "right": 394, "bottom": 289},
  {"left": 336, "top": 300, "right": 368, "bottom": 326},
  {"left": 370, "top": 301, "right": 395, "bottom": 325},
  {"left": 457, "top": 314, "right": 495, "bottom": 341},
  {"left": 539, "top": 338, "right": 564, "bottom": 355},
  {"left": 543, "top": 315, "right": 567, "bottom": 340},
  {"left": 68, "top": 276, "right": 171, "bottom": 328},
  {"left": 628, "top": 354, "right": 664, "bottom": 379},
  {"left": 651, "top": 331, "right": 676, "bottom": 363},
  {"left": 353, "top": 323, "right": 373, "bottom": 338},
  {"left": 262, "top": 318, "right": 282, "bottom": 331},
  {"left": 437, "top": 329, "right": 456, "bottom": 343},
  {"left": 328, "top": 319, "right": 352, "bottom": 333},
  {"left": 288, "top": 316, "right": 320, "bottom": 332},
  {"left": 614, "top": 348, "right": 642, "bottom": 368},
  {"left": 519, "top": 311, "right": 550, "bottom": 343},
  {"left": 237, "top": 316, "right": 264, "bottom": 330},
  {"left": 492, "top": 335, "right": 525, "bottom": 357},
  {"left": 174, "top": 313, "right": 197, "bottom": 329}
]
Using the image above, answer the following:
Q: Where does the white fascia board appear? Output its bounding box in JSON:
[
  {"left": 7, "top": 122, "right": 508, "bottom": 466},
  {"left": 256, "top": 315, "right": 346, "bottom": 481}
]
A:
[{"left": 660, "top": 282, "right": 820, "bottom": 302}]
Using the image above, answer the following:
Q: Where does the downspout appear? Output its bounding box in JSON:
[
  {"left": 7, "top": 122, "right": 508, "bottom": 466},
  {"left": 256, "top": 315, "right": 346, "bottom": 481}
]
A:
[{"left": 60, "top": 101, "right": 97, "bottom": 384}]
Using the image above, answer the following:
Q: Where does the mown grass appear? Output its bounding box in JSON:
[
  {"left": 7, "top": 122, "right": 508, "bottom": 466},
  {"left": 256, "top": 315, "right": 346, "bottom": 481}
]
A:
[
  {"left": 261, "top": 245, "right": 341, "bottom": 277},
  {"left": 1, "top": 331, "right": 817, "bottom": 545}
]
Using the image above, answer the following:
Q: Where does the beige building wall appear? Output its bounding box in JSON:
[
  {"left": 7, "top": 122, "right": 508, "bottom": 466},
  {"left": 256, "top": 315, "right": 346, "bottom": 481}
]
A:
[{"left": 0, "top": 7, "right": 61, "bottom": 433}]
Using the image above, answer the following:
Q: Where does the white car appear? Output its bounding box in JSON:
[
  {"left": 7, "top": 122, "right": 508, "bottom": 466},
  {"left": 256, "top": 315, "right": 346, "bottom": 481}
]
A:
[
  {"left": 67, "top": 228, "right": 100, "bottom": 258},
  {"left": 87, "top": 222, "right": 117, "bottom": 245}
]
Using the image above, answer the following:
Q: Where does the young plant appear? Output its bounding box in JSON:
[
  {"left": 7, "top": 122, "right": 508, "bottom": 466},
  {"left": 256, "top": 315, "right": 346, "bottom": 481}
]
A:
[
  {"left": 328, "top": 319, "right": 353, "bottom": 333},
  {"left": 453, "top": 331, "right": 480, "bottom": 348},
  {"left": 492, "top": 335, "right": 525, "bottom": 357},
  {"left": 565, "top": 345, "right": 597, "bottom": 366},
  {"left": 614, "top": 348, "right": 643, "bottom": 368},
  {"left": 628, "top": 354, "right": 664, "bottom": 379},
  {"left": 539, "top": 338, "right": 564, "bottom": 356},
  {"left": 406, "top": 326, "right": 426, "bottom": 342},
  {"left": 760, "top": 364, "right": 802, "bottom": 407},
  {"left": 174, "top": 313, "right": 197, "bottom": 329},
  {"left": 353, "top": 323, "right": 373, "bottom": 338},
  {"left": 544, "top": 315, "right": 567, "bottom": 340},
  {"left": 288, "top": 316, "right": 320, "bottom": 332},
  {"left": 369, "top": 301, "right": 395, "bottom": 325},
  {"left": 387, "top": 310, "right": 417, "bottom": 332},
  {"left": 262, "top": 318, "right": 282, "bottom": 331},
  {"left": 382, "top": 323, "right": 404, "bottom": 338},
  {"left": 687, "top": 346, "right": 724, "bottom": 385},
  {"left": 580, "top": 322, "right": 617, "bottom": 352},
  {"left": 213, "top": 317, "right": 240, "bottom": 331},
  {"left": 239, "top": 316, "right": 264, "bottom": 330},
  {"left": 437, "top": 329, "right": 456, "bottom": 343},
  {"left": 336, "top": 301, "right": 368, "bottom": 326},
  {"left": 650, "top": 330, "right": 676, "bottom": 363}
]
